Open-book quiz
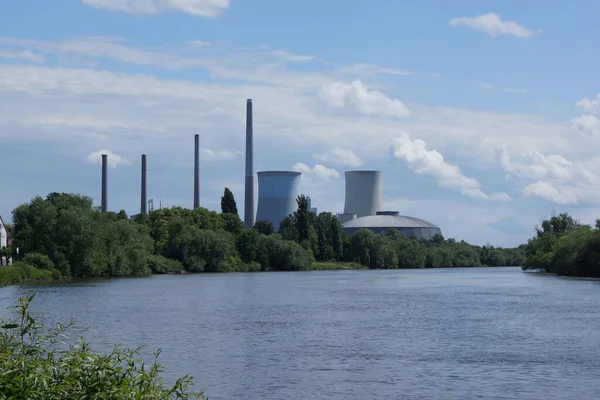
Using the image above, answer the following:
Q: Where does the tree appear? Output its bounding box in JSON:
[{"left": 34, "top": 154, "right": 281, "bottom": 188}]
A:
[
  {"left": 220, "top": 187, "right": 238, "bottom": 215},
  {"left": 253, "top": 220, "right": 275, "bottom": 235},
  {"left": 294, "top": 195, "right": 310, "bottom": 243}
]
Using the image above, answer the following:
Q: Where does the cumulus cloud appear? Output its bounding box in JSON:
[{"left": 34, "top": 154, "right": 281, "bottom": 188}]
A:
[
  {"left": 82, "top": 0, "right": 229, "bottom": 18},
  {"left": 572, "top": 115, "right": 600, "bottom": 137},
  {"left": 292, "top": 163, "right": 340, "bottom": 181},
  {"left": 86, "top": 150, "right": 132, "bottom": 168},
  {"left": 576, "top": 94, "right": 600, "bottom": 114},
  {"left": 0, "top": 50, "right": 46, "bottom": 63},
  {"left": 499, "top": 147, "right": 600, "bottom": 205},
  {"left": 390, "top": 132, "right": 510, "bottom": 201},
  {"left": 314, "top": 148, "right": 364, "bottom": 167},
  {"left": 200, "top": 148, "right": 242, "bottom": 160},
  {"left": 317, "top": 80, "right": 411, "bottom": 119},
  {"left": 449, "top": 13, "right": 539, "bottom": 38}
]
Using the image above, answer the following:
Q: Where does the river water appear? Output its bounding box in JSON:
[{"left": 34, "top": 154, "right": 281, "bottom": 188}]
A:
[{"left": 1, "top": 267, "right": 599, "bottom": 399}]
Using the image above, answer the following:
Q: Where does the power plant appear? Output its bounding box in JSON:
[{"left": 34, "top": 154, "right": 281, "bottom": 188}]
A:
[
  {"left": 255, "top": 171, "right": 301, "bottom": 230},
  {"left": 343, "top": 170, "right": 383, "bottom": 218},
  {"left": 96, "top": 98, "right": 441, "bottom": 239}
]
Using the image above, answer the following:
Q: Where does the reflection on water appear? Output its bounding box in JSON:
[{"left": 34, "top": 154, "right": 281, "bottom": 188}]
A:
[{"left": 1, "top": 268, "right": 599, "bottom": 400}]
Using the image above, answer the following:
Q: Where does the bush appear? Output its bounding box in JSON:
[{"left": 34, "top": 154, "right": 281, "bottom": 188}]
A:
[
  {"left": 147, "top": 255, "right": 184, "bottom": 274},
  {"left": 22, "top": 252, "right": 55, "bottom": 270},
  {"left": 0, "top": 263, "right": 57, "bottom": 287},
  {"left": 0, "top": 295, "right": 205, "bottom": 399}
]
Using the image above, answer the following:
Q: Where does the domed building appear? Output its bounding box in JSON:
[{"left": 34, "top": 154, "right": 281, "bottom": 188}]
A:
[{"left": 342, "top": 211, "right": 442, "bottom": 239}]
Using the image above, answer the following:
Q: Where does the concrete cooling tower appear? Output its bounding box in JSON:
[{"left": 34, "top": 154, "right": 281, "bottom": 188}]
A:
[
  {"left": 256, "top": 171, "right": 301, "bottom": 230},
  {"left": 343, "top": 170, "right": 383, "bottom": 218}
]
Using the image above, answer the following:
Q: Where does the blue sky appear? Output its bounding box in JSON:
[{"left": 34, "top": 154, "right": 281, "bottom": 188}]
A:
[{"left": 1, "top": 0, "right": 599, "bottom": 247}]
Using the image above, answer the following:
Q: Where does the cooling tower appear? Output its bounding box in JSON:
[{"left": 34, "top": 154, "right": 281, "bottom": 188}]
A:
[
  {"left": 244, "top": 99, "right": 255, "bottom": 228},
  {"left": 256, "top": 171, "right": 301, "bottom": 230},
  {"left": 193, "top": 134, "right": 200, "bottom": 209},
  {"left": 101, "top": 154, "right": 108, "bottom": 213},
  {"left": 141, "top": 154, "right": 147, "bottom": 215},
  {"left": 343, "top": 170, "right": 383, "bottom": 218}
]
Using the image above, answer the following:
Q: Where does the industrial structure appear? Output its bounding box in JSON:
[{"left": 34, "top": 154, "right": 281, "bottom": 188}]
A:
[
  {"left": 343, "top": 170, "right": 383, "bottom": 218},
  {"left": 244, "top": 99, "right": 255, "bottom": 228},
  {"left": 101, "top": 154, "right": 108, "bottom": 213},
  {"left": 89, "top": 99, "right": 442, "bottom": 240},
  {"left": 141, "top": 154, "right": 147, "bottom": 216},
  {"left": 255, "top": 171, "right": 301, "bottom": 230},
  {"left": 342, "top": 211, "right": 442, "bottom": 239},
  {"left": 193, "top": 134, "right": 200, "bottom": 209}
]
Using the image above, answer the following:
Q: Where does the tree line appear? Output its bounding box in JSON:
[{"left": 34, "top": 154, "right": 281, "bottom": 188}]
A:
[
  {"left": 521, "top": 212, "right": 600, "bottom": 277},
  {"left": 1, "top": 190, "right": 524, "bottom": 280}
]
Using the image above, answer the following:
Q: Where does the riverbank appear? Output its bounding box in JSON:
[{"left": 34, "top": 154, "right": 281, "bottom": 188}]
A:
[
  {"left": 308, "top": 261, "right": 367, "bottom": 270},
  {"left": 0, "top": 263, "right": 62, "bottom": 287}
]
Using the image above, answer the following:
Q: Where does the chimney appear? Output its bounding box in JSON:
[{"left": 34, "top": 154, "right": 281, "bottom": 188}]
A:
[
  {"left": 244, "top": 99, "right": 254, "bottom": 228},
  {"left": 194, "top": 134, "right": 200, "bottom": 209},
  {"left": 101, "top": 154, "right": 108, "bottom": 212},
  {"left": 141, "top": 154, "right": 147, "bottom": 215}
]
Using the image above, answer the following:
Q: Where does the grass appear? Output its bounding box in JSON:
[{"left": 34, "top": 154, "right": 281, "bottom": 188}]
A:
[
  {"left": 0, "top": 263, "right": 62, "bottom": 287},
  {"left": 308, "top": 261, "right": 368, "bottom": 270}
]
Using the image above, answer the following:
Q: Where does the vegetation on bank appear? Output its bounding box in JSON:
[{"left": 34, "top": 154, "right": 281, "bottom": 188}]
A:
[
  {"left": 309, "top": 261, "right": 367, "bottom": 270},
  {"left": 0, "top": 190, "right": 524, "bottom": 281},
  {"left": 0, "top": 263, "right": 61, "bottom": 287},
  {"left": 0, "top": 295, "right": 204, "bottom": 399},
  {"left": 522, "top": 212, "right": 600, "bottom": 277}
]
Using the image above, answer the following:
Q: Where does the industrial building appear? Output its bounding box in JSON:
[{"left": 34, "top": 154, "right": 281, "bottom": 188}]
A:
[
  {"left": 255, "top": 171, "right": 301, "bottom": 230},
  {"left": 343, "top": 170, "right": 383, "bottom": 218},
  {"left": 92, "top": 98, "right": 442, "bottom": 241},
  {"left": 342, "top": 211, "right": 442, "bottom": 239},
  {"left": 337, "top": 170, "right": 442, "bottom": 239}
]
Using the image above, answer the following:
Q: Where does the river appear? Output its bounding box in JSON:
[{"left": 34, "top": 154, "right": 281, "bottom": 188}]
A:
[{"left": 1, "top": 267, "right": 599, "bottom": 399}]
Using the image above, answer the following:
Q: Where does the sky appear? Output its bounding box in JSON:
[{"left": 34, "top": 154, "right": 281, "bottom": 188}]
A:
[{"left": 1, "top": 0, "right": 599, "bottom": 248}]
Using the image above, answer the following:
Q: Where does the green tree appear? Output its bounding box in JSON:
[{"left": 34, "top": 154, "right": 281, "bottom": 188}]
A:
[
  {"left": 220, "top": 187, "right": 238, "bottom": 215},
  {"left": 294, "top": 195, "right": 310, "bottom": 243},
  {"left": 253, "top": 220, "right": 275, "bottom": 235}
]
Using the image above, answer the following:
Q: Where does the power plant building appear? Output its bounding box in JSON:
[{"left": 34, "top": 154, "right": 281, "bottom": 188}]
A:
[
  {"left": 343, "top": 171, "right": 383, "bottom": 218},
  {"left": 342, "top": 211, "right": 442, "bottom": 239},
  {"left": 256, "top": 171, "right": 301, "bottom": 230}
]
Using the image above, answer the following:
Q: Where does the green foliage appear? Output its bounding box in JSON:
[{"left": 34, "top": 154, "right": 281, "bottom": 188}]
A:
[
  {"left": 522, "top": 212, "right": 600, "bottom": 277},
  {"left": 0, "top": 263, "right": 58, "bottom": 287},
  {"left": 308, "top": 261, "right": 367, "bottom": 270},
  {"left": 220, "top": 212, "right": 243, "bottom": 236},
  {"left": 220, "top": 187, "right": 238, "bottom": 215},
  {"left": 147, "top": 255, "right": 184, "bottom": 274},
  {"left": 253, "top": 220, "right": 275, "bottom": 236},
  {"left": 294, "top": 195, "right": 310, "bottom": 243},
  {"left": 0, "top": 296, "right": 205, "bottom": 399},
  {"left": 21, "top": 252, "right": 55, "bottom": 270}
]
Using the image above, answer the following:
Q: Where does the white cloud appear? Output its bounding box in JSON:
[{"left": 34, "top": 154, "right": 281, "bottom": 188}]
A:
[
  {"left": 499, "top": 147, "right": 600, "bottom": 205},
  {"left": 449, "top": 13, "right": 539, "bottom": 38},
  {"left": 86, "top": 149, "right": 132, "bottom": 168},
  {"left": 186, "top": 40, "right": 211, "bottom": 47},
  {"left": 292, "top": 163, "right": 340, "bottom": 181},
  {"left": 82, "top": 0, "right": 229, "bottom": 18},
  {"left": 576, "top": 94, "right": 600, "bottom": 114},
  {"left": 390, "top": 132, "right": 510, "bottom": 201},
  {"left": 314, "top": 148, "right": 364, "bottom": 167},
  {"left": 572, "top": 115, "right": 600, "bottom": 137},
  {"left": 267, "top": 50, "right": 315, "bottom": 62},
  {"left": 478, "top": 81, "right": 528, "bottom": 93},
  {"left": 0, "top": 50, "right": 46, "bottom": 63},
  {"left": 317, "top": 80, "right": 411, "bottom": 119},
  {"left": 341, "top": 63, "right": 413, "bottom": 76},
  {"left": 200, "top": 148, "right": 242, "bottom": 160}
]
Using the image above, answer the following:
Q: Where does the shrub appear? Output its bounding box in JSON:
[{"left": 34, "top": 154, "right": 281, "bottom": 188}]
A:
[
  {"left": 22, "top": 252, "right": 55, "bottom": 270},
  {"left": 147, "top": 255, "right": 184, "bottom": 274},
  {"left": 0, "top": 263, "right": 56, "bottom": 287},
  {"left": 0, "top": 295, "right": 205, "bottom": 399}
]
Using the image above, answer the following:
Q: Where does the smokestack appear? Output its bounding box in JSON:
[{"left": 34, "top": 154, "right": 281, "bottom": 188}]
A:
[
  {"left": 194, "top": 134, "right": 200, "bottom": 209},
  {"left": 141, "top": 154, "right": 147, "bottom": 215},
  {"left": 101, "top": 154, "right": 108, "bottom": 212},
  {"left": 244, "top": 99, "right": 255, "bottom": 228}
]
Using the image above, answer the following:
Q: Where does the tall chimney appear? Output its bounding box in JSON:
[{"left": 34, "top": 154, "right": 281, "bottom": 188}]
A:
[
  {"left": 101, "top": 154, "right": 108, "bottom": 212},
  {"left": 193, "top": 134, "right": 200, "bottom": 209},
  {"left": 141, "top": 154, "right": 147, "bottom": 215},
  {"left": 244, "top": 99, "right": 254, "bottom": 228}
]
